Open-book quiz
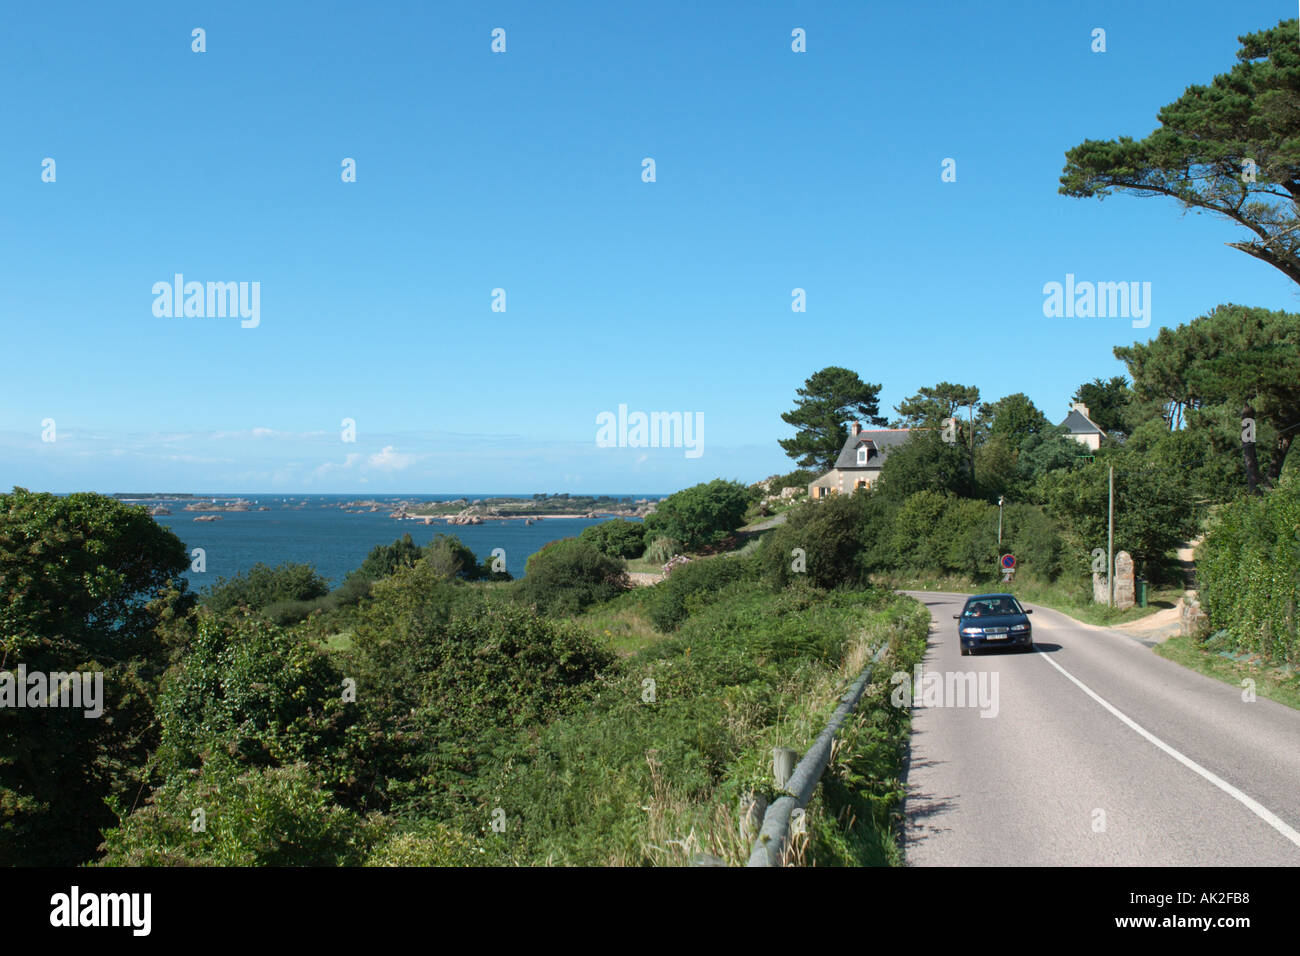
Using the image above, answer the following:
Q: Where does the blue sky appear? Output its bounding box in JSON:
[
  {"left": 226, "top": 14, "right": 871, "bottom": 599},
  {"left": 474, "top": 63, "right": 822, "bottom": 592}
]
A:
[{"left": 2, "top": 1, "right": 1297, "bottom": 494}]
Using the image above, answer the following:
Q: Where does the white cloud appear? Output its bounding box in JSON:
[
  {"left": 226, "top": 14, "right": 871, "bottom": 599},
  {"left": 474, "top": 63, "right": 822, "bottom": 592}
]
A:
[
  {"left": 367, "top": 445, "right": 419, "bottom": 471},
  {"left": 312, "top": 453, "right": 364, "bottom": 478}
]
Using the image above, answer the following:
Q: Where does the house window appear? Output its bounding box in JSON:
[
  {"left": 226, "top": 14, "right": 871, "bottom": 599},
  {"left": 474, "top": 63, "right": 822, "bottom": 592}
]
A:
[{"left": 856, "top": 447, "right": 867, "bottom": 465}]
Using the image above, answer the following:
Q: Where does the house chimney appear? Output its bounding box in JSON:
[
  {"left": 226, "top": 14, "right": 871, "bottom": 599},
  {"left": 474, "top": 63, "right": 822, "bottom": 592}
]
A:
[
  {"left": 1072, "top": 402, "right": 1090, "bottom": 418},
  {"left": 851, "top": 422, "right": 861, "bottom": 437}
]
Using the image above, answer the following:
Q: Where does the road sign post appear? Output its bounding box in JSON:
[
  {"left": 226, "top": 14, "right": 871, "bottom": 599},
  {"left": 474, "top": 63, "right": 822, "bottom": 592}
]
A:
[{"left": 1000, "top": 553, "right": 1016, "bottom": 583}]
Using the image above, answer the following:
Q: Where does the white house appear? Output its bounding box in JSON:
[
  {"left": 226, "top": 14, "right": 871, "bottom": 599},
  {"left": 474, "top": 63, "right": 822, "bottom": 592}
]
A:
[
  {"left": 1060, "top": 402, "right": 1105, "bottom": 450},
  {"left": 807, "top": 423, "right": 911, "bottom": 498}
]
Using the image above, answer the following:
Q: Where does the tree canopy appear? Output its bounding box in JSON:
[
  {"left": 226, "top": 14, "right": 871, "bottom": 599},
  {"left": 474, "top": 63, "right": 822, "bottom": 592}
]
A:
[
  {"left": 779, "top": 367, "right": 887, "bottom": 472},
  {"left": 0, "top": 489, "right": 192, "bottom": 865},
  {"left": 1115, "top": 304, "right": 1300, "bottom": 492},
  {"left": 892, "top": 382, "right": 982, "bottom": 429},
  {"left": 986, "top": 392, "right": 1051, "bottom": 449},
  {"left": 1071, "top": 377, "right": 1132, "bottom": 439},
  {"left": 643, "top": 479, "right": 752, "bottom": 550},
  {"left": 1060, "top": 19, "right": 1300, "bottom": 286}
]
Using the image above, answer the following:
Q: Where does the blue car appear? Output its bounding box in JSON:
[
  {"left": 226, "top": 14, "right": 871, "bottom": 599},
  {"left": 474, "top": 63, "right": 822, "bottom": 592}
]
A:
[{"left": 953, "top": 593, "right": 1034, "bottom": 655}]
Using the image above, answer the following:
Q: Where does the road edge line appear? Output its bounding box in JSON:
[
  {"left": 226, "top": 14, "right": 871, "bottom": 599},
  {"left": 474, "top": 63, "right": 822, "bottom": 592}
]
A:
[{"left": 1036, "top": 650, "right": 1300, "bottom": 850}]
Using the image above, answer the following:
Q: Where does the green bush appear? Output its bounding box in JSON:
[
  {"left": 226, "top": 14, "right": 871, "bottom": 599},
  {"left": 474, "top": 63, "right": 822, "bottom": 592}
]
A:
[
  {"left": 348, "top": 561, "right": 480, "bottom": 645},
  {"left": 759, "top": 491, "right": 888, "bottom": 590},
  {"left": 643, "top": 479, "right": 753, "bottom": 550},
  {"left": 938, "top": 497, "right": 999, "bottom": 579},
  {"left": 1199, "top": 479, "right": 1300, "bottom": 662},
  {"left": 1040, "top": 450, "right": 1199, "bottom": 580},
  {"left": 877, "top": 431, "right": 973, "bottom": 501},
  {"left": 645, "top": 536, "right": 679, "bottom": 564},
  {"left": 345, "top": 600, "right": 615, "bottom": 819},
  {"left": 890, "top": 491, "right": 952, "bottom": 571},
  {"left": 154, "top": 613, "right": 359, "bottom": 792},
  {"left": 648, "top": 555, "right": 757, "bottom": 631},
  {"left": 0, "top": 488, "right": 192, "bottom": 866},
  {"left": 327, "top": 572, "right": 374, "bottom": 608},
  {"left": 98, "top": 756, "right": 371, "bottom": 866},
  {"left": 579, "top": 519, "right": 647, "bottom": 558},
  {"left": 475, "top": 583, "right": 912, "bottom": 865},
  {"left": 263, "top": 598, "right": 321, "bottom": 626},
  {"left": 202, "top": 562, "right": 330, "bottom": 614},
  {"left": 1001, "top": 503, "right": 1064, "bottom": 581},
  {"left": 516, "top": 538, "right": 630, "bottom": 615},
  {"left": 355, "top": 534, "right": 425, "bottom": 580},
  {"left": 425, "top": 534, "right": 489, "bottom": 581},
  {"left": 364, "top": 820, "right": 493, "bottom": 867},
  {"left": 329, "top": 534, "right": 503, "bottom": 619}
]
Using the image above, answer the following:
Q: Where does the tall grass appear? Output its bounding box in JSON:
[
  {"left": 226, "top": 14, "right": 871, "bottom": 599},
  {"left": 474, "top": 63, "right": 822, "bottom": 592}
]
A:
[{"left": 471, "top": 582, "right": 929, "bottom": 866}]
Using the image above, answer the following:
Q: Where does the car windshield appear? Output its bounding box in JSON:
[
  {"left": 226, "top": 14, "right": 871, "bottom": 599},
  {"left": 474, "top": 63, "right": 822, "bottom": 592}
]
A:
[{"left": 964, "top": 598, "right": 1020, "bottom": 617}]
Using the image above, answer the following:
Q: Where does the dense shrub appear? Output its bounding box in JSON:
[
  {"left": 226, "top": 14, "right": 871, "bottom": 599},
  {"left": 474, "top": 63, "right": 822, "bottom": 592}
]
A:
[
  {"left": 937, "top": 498, "right": 999, "bottom": 579},
  {"left": 761, "top": 491, "right": 883, "bottom": 590},
  {"left": 474, "top": 584, "right": 918, "bottom": 865},
  {"left": 345, "top": 600, "right": 615, "bottom": 818},
  {"left": 327, "top": 572, "right": 375, "bottom": 608},
  {"left": 1017, "top": 431, "right": 1084, "bottom": 498},
  {"left": 516, "top": 538, "right": 630, "bottom": 615},
  {"left": 1001, "top": 503, "right": 1064, "bottom": 581},
  {"left": 890, "top": 491, "right": 952, "bottom": 571},
  {"left": 98, "top": 757, "right": 371, "bottom": 866},
  {"left": 648, "top": 555, "right": 758, "bottom": 631},
  {"left": 354, "top": 533, "right": 425, "bottom": 580},
  {"left": 579, "top": 519, "right": 647, "bottom": 558},
  {"left": 203, "top": 562, "right": 330, "bottom": 614},
  {"left": 883, "top": 493, "right": 1046, "bottom": 583},
  {"left": 643, "top": 479, "right": 753, "bottom": 550},
  {"left": 877, "top": 431, "right": 973, "bottom": 501},
  {"left": 364, "top": 820, "right": 492, "bottom": 867},
  {"left": 0, "top": 488, "right": 192, "bottom": 866},
  {"left": 1199, "top": 479, "right": 1300, "bottom": 663},
  {"left": 153, "top": 613, "right": 360, "bottom": 793},
  {"left": 425, "top": 533, "right": 492, "bottom": 581},
  {"left": 1040, "top": 450, "right": 1199, "bottom": 580},
  {"left": 645, "top": 535, "right": 679, "bottom": 564}
]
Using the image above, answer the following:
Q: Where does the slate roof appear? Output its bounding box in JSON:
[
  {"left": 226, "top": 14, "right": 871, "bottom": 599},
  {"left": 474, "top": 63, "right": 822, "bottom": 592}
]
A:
[
  {"left": 831, "top": 428, "right": 912, "bottom": 470},
  {"left": 1061, "top": 408, "right": 1105, "bottom": 435}
]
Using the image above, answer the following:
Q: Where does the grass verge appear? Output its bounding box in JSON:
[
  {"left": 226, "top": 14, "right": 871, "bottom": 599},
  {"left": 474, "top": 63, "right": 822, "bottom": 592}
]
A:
[
  {"left": 476, "top": 584, "right": 929, "bottom": 866},
  {"left": 1155, "top": 633, "right": 1300, "bottom": 712}
]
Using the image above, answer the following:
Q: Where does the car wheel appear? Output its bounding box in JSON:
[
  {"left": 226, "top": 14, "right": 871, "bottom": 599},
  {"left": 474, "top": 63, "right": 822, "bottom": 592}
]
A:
[{"left": 960, "top": 644, "right": 969, "bottom": 656}]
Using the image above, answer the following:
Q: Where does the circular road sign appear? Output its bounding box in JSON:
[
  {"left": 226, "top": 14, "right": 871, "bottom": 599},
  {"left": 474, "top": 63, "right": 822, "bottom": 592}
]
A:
[{"left": 1000, "top": 554, "right": 1016, "bottom": 570}]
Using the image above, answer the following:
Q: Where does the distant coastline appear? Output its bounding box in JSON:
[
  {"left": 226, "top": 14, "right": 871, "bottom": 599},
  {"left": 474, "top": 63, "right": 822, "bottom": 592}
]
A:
[
  {"left": 114, "top": 492, "right": 659, "bottom": 530},
  {"left": 124, "top": 493, "right": 660, "bottom": 583}
]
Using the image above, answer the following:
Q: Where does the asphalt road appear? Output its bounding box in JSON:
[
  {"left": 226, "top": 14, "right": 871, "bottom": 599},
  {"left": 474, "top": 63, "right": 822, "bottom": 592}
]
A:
[{"left": 901, "top": 591, "right": 1300, "bottom": 866}]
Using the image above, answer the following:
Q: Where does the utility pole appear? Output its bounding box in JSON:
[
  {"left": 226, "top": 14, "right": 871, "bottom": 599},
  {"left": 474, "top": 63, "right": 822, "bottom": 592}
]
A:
[
  {"left": 968, "top": 400, "right": 976, "bottom": 487},
  {"left": 1107, "top": 465, "right": 1115, "bottom": 608},
  {"left": 997, "top": 495, "right": 1004, "bottom": 548}
]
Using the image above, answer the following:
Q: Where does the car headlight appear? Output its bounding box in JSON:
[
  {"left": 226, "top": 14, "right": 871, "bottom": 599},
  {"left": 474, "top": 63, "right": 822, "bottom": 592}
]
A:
[
  {"left": 1011, "top": 623, "right": 1030, "bottom": 632},
  {"left": 961, "top": 628, "right": 983, "bottom": 636}
]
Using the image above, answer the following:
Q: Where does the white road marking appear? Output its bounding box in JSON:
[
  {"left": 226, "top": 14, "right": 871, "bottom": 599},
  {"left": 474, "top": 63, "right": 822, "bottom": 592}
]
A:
[{"left": 1036, "top": 647, "right": 1300, "bottom": 849}]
